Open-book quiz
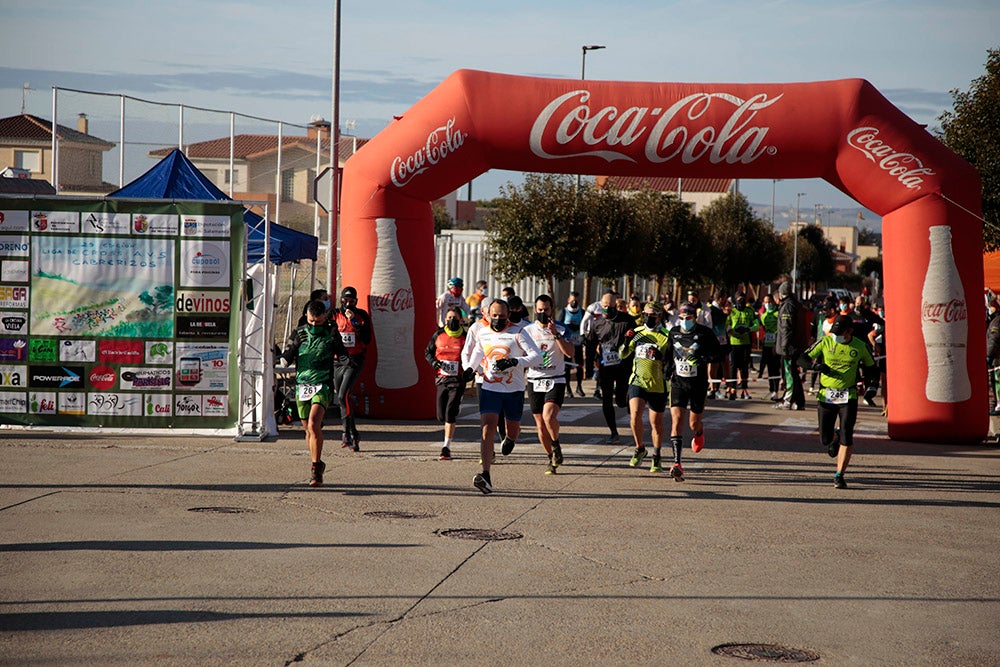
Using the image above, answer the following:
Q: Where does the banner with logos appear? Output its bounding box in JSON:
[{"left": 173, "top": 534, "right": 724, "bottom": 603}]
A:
[{"left": 0, "top": 198, "right": 243, "bottom": 429}]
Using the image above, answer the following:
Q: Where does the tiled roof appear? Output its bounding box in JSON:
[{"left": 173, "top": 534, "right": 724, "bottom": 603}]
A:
[
  {"left": 0, "top": 114, "right": 114, "bottom": 147},
  {"left": 597, "top": 175, "right": 733, "bottom": 194},
  {"left": 0, "top": 177, "right": 56, "bottom": 194},
  {"left": 149, "top": 134, "right": 368, "bottom": 160}
]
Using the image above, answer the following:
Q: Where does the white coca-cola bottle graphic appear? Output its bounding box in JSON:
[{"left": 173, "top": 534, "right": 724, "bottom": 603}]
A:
[
  {"left": 921, "top": 225, "right": 971, "bottom": 402},
  {"left": 370, "top": 217, "right": 418, "bottom": 389}
]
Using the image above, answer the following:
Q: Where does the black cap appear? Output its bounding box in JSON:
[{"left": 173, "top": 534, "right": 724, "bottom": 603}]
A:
[
  {"left": 341, "top": 286, "right": 358, "bottom": 299},
  {"left": 830, "top": 314, "right": 853, "bottom": 335}
]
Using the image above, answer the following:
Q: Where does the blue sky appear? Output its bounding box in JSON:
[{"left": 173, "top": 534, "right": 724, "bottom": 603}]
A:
[{"left": 1, "top": 0, "right": 996, "bottom": 225}]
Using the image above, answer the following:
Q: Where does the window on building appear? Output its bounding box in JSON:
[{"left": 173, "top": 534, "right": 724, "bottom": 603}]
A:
[
  {"left": 281, "top": 169, "right": 294, "bottom": 202},
  {"left": 306, "top": 169, "right": 315, "bottom": 203},
  {"left": 14, "top": 150, "right": 41, "bottom": 173},
  {"left": 223, "top": 169, "right": 232, "bottom": 185}
]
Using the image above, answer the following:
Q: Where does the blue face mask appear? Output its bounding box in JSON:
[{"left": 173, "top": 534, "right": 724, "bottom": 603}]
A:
[
  {"left": 680, "top": 318, "right": 695, "bottom": 332},
  {"left": 834, "top": 334, "right": 848, "bottom": 344}
]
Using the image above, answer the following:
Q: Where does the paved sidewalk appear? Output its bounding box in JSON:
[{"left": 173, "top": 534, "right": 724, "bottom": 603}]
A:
[{"left": 2, "top": 387, "right": 999, "bottom": 666}]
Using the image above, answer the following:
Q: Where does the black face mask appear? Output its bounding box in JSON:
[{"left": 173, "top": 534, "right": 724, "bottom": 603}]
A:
[
  {"left": 536, "top": 311, "right": 550, "bottom": 325},
  {"left": 509, "top": 310, "right": 524, "bottom": 324},
  {"left": 736, "top": 299, "right": 746, "bottom": 309},
  {"left": 446, "top": 318, "right": 462, "bottom": 331},
  {"left": 490, "top": 317, "right": 508, "bottom": 331},
  {"left": 644, "top": 315, "right": 659, "bottom": 329}
]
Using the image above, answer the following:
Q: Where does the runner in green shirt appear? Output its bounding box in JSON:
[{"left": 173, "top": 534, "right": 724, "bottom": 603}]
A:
[
  {"left": 280, "top": 300, "right": 347, "bottom": 487},
  {"left": 757, "top": 293, "right": 781, "bottom": 400},
  {"left": 801, "top": 315, "right": 876, "bottom": 490},
  {"left": 619, "top": 302, "right": 672, "bottom": 473}
]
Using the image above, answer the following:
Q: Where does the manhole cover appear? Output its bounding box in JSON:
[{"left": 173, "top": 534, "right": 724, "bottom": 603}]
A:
[
  {"left": 187, "top": 507, "right": 257, "bottom": 514},
  {"left": 437, "top": 528, "right": 523, "bottom": 541},
  {"left": 364, "top": 511, "right": 436, "bottom": 520},
  {"left": 712, "top": 644, "right": 820, "bottom": 662}
]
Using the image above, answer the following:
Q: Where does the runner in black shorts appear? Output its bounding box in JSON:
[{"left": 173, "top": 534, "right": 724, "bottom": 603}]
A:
[
  {"left": 666, "top": 302, "right": 723, "bottom": 481},
  {"left": 524, "top": 295, "right": 576, "bottom": 474},
  {"left": 620, "top": 302, "right": 671, "bottom": 473}
]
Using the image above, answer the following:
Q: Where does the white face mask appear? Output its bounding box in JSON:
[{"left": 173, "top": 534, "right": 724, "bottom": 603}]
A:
[{"left": 680, "top": 318, "right": 695, "bottom": 332}]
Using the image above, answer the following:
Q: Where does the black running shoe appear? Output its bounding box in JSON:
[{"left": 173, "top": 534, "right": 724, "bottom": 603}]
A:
[
  {"left": 501, "top": 437, "right": 516, "bottom": 456},
  {"left": 439, "top": 446, "right": 451, "bottom": 461},
  {"left": 309, "top": 460, "right": 326, "bottom": 487},
  {"left": 834, "top": 473, "right": 847, "bottom": 489},
  {"left": 473, "top": 471, "right": 493, "bottom": 494},
  {"left": 551, "top": 443, "right": 563, "bottom": 467}
]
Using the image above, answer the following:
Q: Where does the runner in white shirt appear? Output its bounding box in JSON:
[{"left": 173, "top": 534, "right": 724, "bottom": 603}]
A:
[
  {"left": 435, "top": 277, "right": 466, "bottom": 328},
  {"left": 524, "top": 294, "right": 576, "bottom": 475},
  {"left": 467, "top": 299, "right": 542, "bottom": 494}
]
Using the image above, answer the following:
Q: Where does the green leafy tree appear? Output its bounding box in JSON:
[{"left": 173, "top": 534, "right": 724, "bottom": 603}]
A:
[
  {"left": 857, "top": 226, "right": 881, "bottom": 247},
  {"left": 787, "top": 223, "right": 836, "bottom": 286},
  {"left": 937, "top": 48, "right": 1000, "bottom": 250},
  {"left": 628, "top": 187, "right": 709, "bottom": 297},
  {"left": 485, "top": 173, "right": 596, "bottom": 295},
  {"left": 700, "top": 192, "right": 785, "bottom": 290},
  {"left": 581, "top": 183, "right": 640, "bottom": 283},
  {"left": 432, "top": 203, "right": 453, "bottom": 234}
]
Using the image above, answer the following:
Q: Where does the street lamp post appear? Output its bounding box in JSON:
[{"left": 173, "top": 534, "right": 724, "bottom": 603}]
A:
[
  {"left": 793, "top": 192, "right": 806, "bottom": 292},
  {"left": 577, "top": 45, "right": 605, "bottom": 193}
]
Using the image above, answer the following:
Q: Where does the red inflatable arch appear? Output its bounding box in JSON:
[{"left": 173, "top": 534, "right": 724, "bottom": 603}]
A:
[{"left": 341, "top": 70, "right": 985, "bottom": 444}]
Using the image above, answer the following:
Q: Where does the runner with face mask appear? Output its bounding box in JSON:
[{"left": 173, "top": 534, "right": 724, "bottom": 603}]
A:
[
  {"left": 620, "top": 302, "right": 672, "bottom": 473},
  {"left": 557, "top": 291, "right": 586, "bottom": 397},
  {"left": 800, "top": 315, "right": 877, "bottom": 489},
  {"left": 524, "top": 294, "right": 576, "bottom": 474},
  {"left": 665, "top": 302, "right": 723, "bottom": 482},
  {"left": 424, "top": 306, "right": 475, "bottom": 461},
  {"left": 467, "top": 299, "right": 542, "bottom": 494},
  {"left": 280, "top": 299, "right": 349, "bottom": 487}
]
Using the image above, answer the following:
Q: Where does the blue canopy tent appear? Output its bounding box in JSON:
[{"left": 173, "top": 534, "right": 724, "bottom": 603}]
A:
[{"left": 109, "top": 148, "right": 319, "bottom": 265}]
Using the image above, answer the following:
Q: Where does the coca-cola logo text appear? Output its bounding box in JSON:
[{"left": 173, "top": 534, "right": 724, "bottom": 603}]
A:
[
  {"left": 846, "top": 126, "right": 935, "bottom": 190},
  {"left": 921, "top": 299, "right": 967, "bottom": 324},
  {"left": 391, "top": 118, "right": 467, "bottom": 188},
  {"left": 529, "top": 90, "right": 781, "bottom": 165},
  {"left": 369, "top": 288, "right": 414, "bottom": 313},
  {"left": 89, "top": 365, "right": 116, "bottom": 390}
]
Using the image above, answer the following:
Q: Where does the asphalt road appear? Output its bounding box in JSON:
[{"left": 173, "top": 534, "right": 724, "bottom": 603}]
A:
[{"left": 2, "top": 381, "right": 999, "bottom": 666}]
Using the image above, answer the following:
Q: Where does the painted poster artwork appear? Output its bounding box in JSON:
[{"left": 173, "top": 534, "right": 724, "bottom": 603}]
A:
[{"left": 30, "top": 236, "right": 175, "bottom": 338}]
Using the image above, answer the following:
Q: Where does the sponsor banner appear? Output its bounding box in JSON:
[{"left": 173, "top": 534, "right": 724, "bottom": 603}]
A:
[
  {"left": 132, "top": 213, "right": 178, "bottom": 236},
  {"left": 2, "top": 259, "right": 29, "bottom": 282},
  {"left": 0, "top": 210, "right": 30, "bottom": 232},
  {"left": 174, "top": 343, "right": 229, "bottom": 391},
  {"left": 88, "top": 392, "right": 143, "bottom": 416},
  {"left": 119, "top": 366, "right": 172, "bottom": 391},
  {"left": 174, "top": 394, "right": 203, "bottom": 417},
  {"left": 0, "top": 391, "right": 27, "bottom": 413},
  {"left": 180, "top": 240, "right": 230, "bottom": 288},
  {"left": 0, "top": 311, "right": 28, "bottom": 334},
  {"left": 32, "top": 211, "right": 80, "bottom": 234},
  {"left": 0, "top": 364, "right": 27, "bottom": 387},
  {"left": 177, "top": 315, "right": 230, "bottom": 339},
  {"left": 60, "top": 340, "right": 96, "bottom": 362},
  {"left": 175, "top": 290, "right": 231, "bottom": 314},
  {"left": 29, "top": 391, "right": 56, "bottom": 414},
  {"left": 0, "top": 285, "right": 28, "bottom": 308},
  {"left": 0, "top": 337, "right": 27, "bottom": 361},
  {"left": 203, "top": 393, "right": 229, "bottom": 417},
  {"left": 180, "top": 214, "right": 231, "bottom": 238},
  {"left": 0, "top": 234, "right": 29, "bottom": 257},
  {"left": 58, "top": 391, "right": 85, "bottom": 415},
  {"left": 98, "top": 340, "right": 144, "bottom": 364},
  {"left": 32, "top": 236, "right": 174, "bottom": 338},
  {"left": 30, "top": 365, "right": 84, "bottom": 389},
  {"left": 145, "top": 341, "right": 174, "bottom": 364},
  {"left": 88, "top": 365, "right": 117, "bottom": 390},
  {"left": 144, "top": 393, "right": 173, "bottom": 416},
  {"left": 82, "top": 211, "right": 131, "bottom": 235},
  {"left": 29, "top": 339, "right": 58, "bottom": 362}
]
